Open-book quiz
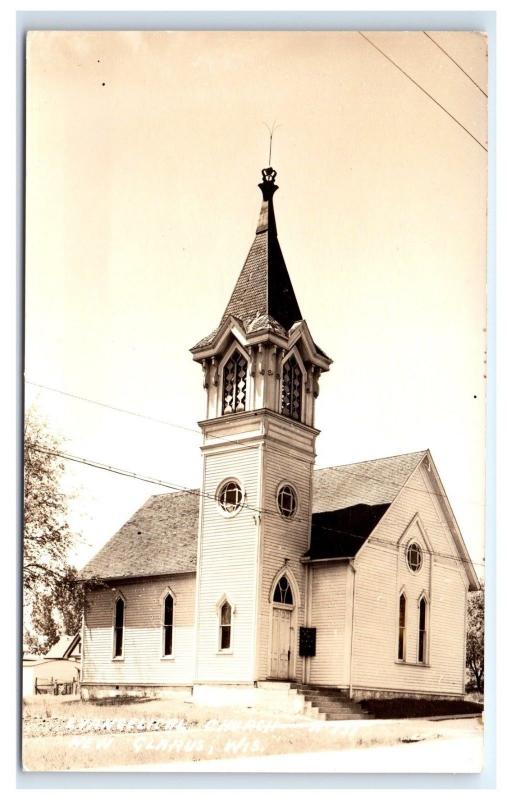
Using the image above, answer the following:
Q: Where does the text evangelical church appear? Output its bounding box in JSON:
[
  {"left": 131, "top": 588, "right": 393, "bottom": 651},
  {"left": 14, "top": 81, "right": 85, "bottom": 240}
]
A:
[{"left": 80, "top": 167, "right": 479, "bottom": 705}]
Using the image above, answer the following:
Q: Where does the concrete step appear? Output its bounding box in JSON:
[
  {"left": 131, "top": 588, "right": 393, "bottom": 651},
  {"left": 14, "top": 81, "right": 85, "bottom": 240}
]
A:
[{"left": 293, "top": 683, "right": 369, "bottom": 721}]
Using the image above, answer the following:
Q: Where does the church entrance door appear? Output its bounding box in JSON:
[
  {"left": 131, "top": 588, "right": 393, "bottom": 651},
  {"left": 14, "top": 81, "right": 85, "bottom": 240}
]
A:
[{"left": 271, "top": 606, "right": 292, "bottom": 679}]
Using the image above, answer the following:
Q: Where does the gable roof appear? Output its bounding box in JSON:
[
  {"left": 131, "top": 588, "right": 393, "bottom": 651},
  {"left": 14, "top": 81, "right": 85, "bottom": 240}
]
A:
[
  {"left": 80, "top": 451, "right": 430, "bottom": 582},
  {"left": 306, "top": 451, "right": 427, "bottom": 560},
  {"left": 312, "top": 450, "right": 427, "bottom": 513},
  {"left": 80, "top": 490, "right": 200, "bottom": 581}
]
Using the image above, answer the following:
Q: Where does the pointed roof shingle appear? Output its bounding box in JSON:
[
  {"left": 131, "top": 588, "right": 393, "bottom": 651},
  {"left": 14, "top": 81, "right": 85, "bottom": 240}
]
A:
[
  {"left": 80, "top": 452, "right": 427, "bottom": 581},
  {"left": 192, "top": 168, "right": 303, "bottom": 352}
]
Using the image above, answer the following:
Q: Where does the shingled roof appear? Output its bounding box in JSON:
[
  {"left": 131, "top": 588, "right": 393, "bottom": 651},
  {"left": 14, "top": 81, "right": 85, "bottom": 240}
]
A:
[
  {"left": 191, "top": 167, "right": 302, "bottom": 352},
  {"left": 312, "top": 450, "right": 426, "bottom": 513},
  {"left": 80, "top": 490, "right": 200, "bottom": 581},
  {"left": 307, "top": 451, "right": 426, "bottom": 559},
  {"left": 80, "top": 452, "right": 427, "bottom": 581}
]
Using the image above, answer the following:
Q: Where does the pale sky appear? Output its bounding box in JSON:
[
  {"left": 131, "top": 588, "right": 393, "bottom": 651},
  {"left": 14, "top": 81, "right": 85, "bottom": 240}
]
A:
[{"left": 25, "top": 31, "right": 487, "bottom": 576}]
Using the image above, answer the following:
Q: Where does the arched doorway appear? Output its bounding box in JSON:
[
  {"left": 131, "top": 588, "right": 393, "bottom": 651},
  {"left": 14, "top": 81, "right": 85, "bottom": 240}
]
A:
[{"left": 270, "top": 574, "right": 295, "bottom": 679}]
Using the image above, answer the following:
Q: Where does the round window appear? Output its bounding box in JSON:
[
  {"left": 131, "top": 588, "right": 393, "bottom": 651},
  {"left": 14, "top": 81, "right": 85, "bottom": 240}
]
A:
[
  {"left": 217, "top": 480, "right": 243, "bottom": 514},
  {"left": 407, "top": 542, "right": 423, "bottom": 572},
  {"left": 277, "top": 484, "right": 298, "bottom": 518}
]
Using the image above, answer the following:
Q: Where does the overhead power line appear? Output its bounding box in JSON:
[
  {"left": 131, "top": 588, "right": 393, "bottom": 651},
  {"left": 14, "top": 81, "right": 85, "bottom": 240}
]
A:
[
  {"left": 423, "top": 31, "right": 488, "bottom": 98},
  {"left": 26, "top": 443, "right": 483, "bottom": 572},
  {"left": 358, "top": 31, "right": 487, "bottom": 153},
  {"left": 26, "top": 380, "right": 199, "bottom": 435},
  {"left": 26, "top": 379, "right": 485, "bottom": 508}
]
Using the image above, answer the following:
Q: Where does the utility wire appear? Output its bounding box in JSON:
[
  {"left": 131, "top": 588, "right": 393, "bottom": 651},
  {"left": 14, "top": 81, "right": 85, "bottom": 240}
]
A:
[
  {"left": 26, "top": 379, "right": 485, "bottom": 508},
  {"left": 423, "top": 31, "right": 488, "bottom": 98},
  {"left": 27, "top": 443, "right": 484, "bottom": 571},
  {"left": 358, "top": 31, "right": 487, "bottom": 153},
  {"left": 26, "top": 380, "right": 199, "bottom": 436}
]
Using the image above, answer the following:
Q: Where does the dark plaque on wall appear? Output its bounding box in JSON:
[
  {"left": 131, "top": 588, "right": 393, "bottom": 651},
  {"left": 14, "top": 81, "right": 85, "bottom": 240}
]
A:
[{"left": 299, "top": 626, "right": 316, "bottom": 657}]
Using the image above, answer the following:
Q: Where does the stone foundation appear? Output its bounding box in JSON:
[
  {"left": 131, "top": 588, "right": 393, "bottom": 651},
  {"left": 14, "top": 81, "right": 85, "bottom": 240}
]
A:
[
  {"left": 80, "top": 684, "right": 192, "bottom": 701},
  {"left": 350, "top": 687, "right": 465, "bottom": 702}
]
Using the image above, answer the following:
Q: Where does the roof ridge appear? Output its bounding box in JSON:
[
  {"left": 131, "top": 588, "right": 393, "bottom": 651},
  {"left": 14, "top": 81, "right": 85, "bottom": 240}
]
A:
[
  {"left": 314, "top": 449, "right": 428, "bottom": 472},
  {"left": 149, "top": 488, "right": 200, "bottom": 500}
]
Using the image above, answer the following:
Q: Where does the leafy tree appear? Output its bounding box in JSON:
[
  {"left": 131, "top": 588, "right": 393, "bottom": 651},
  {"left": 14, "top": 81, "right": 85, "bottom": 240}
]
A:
[
  {"left": 23, "top": 410, "right": 87, "bottom": 654},
  {"left": 466, "top": 587, "right": 485, "bottom": 694}
]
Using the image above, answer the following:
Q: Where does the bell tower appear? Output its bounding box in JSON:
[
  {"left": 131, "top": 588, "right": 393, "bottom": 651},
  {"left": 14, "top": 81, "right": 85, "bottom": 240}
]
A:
[{"left": 191, "top": 167, "right": 331, "bottom": 686}]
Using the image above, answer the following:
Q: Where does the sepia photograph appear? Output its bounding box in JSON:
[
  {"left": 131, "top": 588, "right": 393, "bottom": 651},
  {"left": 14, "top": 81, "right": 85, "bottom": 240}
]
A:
[{"left": 22, "top": 28, "right": 488, "bottom": 775}]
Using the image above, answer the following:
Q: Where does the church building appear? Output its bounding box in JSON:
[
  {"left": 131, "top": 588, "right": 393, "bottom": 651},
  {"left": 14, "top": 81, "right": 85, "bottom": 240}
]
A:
[{"left": 80, "top": 166, "right": 480, "bottom": 712}]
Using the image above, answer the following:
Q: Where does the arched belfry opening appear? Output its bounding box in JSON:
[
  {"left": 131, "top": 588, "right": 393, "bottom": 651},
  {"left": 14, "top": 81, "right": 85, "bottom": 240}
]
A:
[
  {"left": 281, "top": 354, "right": 303, "bottom": 421},
  {"left": 222, "top": 349, "right": 248, "bottom": 414}
]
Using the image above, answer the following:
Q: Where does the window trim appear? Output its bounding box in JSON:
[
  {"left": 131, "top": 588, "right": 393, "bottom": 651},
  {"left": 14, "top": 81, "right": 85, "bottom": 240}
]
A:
[
  {"left": 276, "top": 482, "right": 299, "bottom": 520},
  {"left": 161, "top": 588, "right": 176, "bottom": 660},
  {"left": 112, "top": 593, "right": 126, "bottom": 661},
  {"left": 216, "top": 478, "right": 245, "bottom": 518}
]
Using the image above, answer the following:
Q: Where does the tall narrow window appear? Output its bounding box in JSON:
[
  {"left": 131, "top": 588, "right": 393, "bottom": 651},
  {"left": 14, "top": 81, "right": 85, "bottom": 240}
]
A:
[
  {"left": 163, "top": 594, "right": 174, "bottom": 656},
  {"left": 222, "top": 351, "right": 247, "bottom": 414},
  {"left": 219, "top": 601, "right": 232, "bottom": 650},
  {"left": 281, "top": 356, "right": 302, "bottom": 421},
  {"left": 398, "top": 593, "right": 406, "bottom": 661},
  {"left": 113, "top": 597, "right": 124, "bottom": 658},
  {"left": 418, "top": 597, "right": 427, "bottom": 664}
]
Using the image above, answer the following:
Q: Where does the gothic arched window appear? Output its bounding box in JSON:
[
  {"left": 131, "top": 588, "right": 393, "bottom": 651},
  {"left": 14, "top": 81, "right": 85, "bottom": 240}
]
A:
[
  {"left": 397, "top": 593, "right": 406, "bottom": 662},
  {"left": 281, "top": 356, "right": 302, "bottom": 421},
  {"left": 113, "top": 596, "right": 125, "bottom": 659},
  {"left": 219, "top": 600, "right": 232, "bottom": 650},
  {"left": 418, "top": 596, "right": 428, "bottom": 664},
  {"left": 222, "top": 351, "right": 248, "bottom": 414},
  {"left": 163, "top": 593, "right": 174, "bottom": 657},
  {"left": 273, "top": 575, "right": 294, "bottom": 605}
]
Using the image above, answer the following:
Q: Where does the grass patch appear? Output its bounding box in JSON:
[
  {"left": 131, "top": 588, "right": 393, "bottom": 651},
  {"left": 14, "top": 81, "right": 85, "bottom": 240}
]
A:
[
  {"left": 22, "top": 718, "right": 444, "bottom": 771},
  {"left": 360, "top": 698, "right": 483, "bottom": 719},
  {"left": 23, "top": 694, "right": 482, "bottom": 770}
]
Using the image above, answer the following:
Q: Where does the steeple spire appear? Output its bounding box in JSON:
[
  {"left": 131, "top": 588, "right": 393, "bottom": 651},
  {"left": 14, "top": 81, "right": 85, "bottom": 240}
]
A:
[
  {"left": 256, "top": 166, "right": 278, "bottom": 234},
  {"left": 191, "top": 163, "right": 332, "bottom": 424},
  {"left": 218, "top": 167, "right": 302, "bottom": 333}
]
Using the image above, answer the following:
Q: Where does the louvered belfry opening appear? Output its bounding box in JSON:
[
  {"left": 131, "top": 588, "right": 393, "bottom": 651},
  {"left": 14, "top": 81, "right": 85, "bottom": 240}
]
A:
[
  {"left": 222, "top": 350, "right": 248, "bottom": 414},
  {"left": 281, "top": 355, "right": 302, "bottom": 421}
]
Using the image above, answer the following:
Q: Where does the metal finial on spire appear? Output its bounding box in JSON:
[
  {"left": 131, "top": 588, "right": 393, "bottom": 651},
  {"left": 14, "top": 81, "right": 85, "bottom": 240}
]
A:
[{"left": 263, "top": 120, "right": 281, "bottom": 167}]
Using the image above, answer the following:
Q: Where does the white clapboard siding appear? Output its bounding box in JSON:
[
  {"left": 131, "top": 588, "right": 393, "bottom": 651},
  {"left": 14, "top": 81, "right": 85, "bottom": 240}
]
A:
[
  {"left": 308, "top": 561, "right": 351, "bottom": 686},
  {"left": 195, "top": 445, "right": 261, "bottom": 682},
  {"left": 82, "top": 573, "right": 195, "bottom": 686},
  {"left": 257, "top": 437, "right": 314, "bottom": 682},
  {"left": 351, "top": 463, "right": 468, "bottom": 695}
]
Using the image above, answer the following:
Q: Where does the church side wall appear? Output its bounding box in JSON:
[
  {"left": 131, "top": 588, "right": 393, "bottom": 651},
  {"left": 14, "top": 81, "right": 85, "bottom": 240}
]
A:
[
  {"left": 351, "top": 464, "right": 468, "bottom": 697},
  {"left": 308, "top": 561, "right": 351, "bottom": 686},
  {"left": 81, "top": 573, "right": 195, "bottom": 687}
]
